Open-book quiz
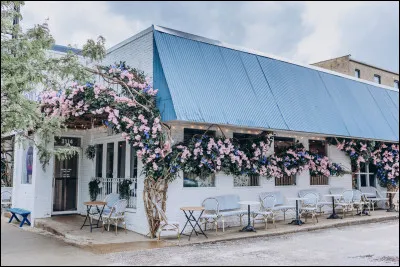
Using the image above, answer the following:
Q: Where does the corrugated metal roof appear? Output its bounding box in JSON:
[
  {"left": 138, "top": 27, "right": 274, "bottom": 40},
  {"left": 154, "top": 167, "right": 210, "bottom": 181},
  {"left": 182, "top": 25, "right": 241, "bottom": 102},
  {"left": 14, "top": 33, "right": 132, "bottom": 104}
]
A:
[
  {"left": 51, "top": 44, "right": 81, "bottom": 55},
  {"left": 153, "top": 27, "right": 399, "bottom": 142}
]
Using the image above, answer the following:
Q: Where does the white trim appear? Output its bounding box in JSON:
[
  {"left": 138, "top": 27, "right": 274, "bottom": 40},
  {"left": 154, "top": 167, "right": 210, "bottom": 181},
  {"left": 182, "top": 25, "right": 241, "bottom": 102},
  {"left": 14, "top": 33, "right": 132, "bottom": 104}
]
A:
[
  {"left": 154, "top": 25, "right": 399, "bottom": 93},
  {"left": 167, "top": 121, "right": 399, "bottom": 143},
  {"left": 52, "top": 211, "right": 79, "bottom": 215}
]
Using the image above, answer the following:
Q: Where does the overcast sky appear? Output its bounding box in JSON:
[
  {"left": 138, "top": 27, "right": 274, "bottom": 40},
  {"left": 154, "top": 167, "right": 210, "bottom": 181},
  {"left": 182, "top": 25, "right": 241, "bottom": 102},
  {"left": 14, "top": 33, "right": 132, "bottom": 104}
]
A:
[{"left": 21, "top": 1, "right": 399, "bottom": 72}]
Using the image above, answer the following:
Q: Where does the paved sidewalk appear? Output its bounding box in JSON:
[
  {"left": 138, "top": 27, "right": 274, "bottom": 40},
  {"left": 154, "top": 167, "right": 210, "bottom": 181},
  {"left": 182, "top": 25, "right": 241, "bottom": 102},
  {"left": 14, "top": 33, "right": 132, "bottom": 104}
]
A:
[
  {"left": 108, "top": 221, "right": 400, "bottom": 266},
  {"left": 1, "top": 220, "right": 106, "bottom": 266}
]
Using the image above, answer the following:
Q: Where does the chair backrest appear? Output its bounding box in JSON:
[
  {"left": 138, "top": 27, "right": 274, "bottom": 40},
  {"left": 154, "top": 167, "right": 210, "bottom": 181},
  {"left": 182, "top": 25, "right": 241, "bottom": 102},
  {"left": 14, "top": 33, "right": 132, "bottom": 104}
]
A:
[
  {"left": 329, "top": 187, "right": 345, "bottom": 195},
  {"left": 341, "top": 190, "right": 354, "bottom": 203},
  {"left": 359, "top": 186, "right": 377, "bottom": 198},
  {"left": 259, "top": 191, "right": 285, "bottom": 206},
  {"left": 302, "top": 193, "right": 318, "bottom": 207},
  {"left": 352, "top": 189, "right": 363, "bottom": 202},
  {"left": 298, "top": 189, "right": 320, "bottom": 201},
  {"left": 260, "top": 195, "right": 276, "bottom": 211},
  {"left": 206, "top": 194, "right": 240, "bottom": 211},
  {"left": 104, "top": 193, "right": 120, "bottom": 208},
  {"left": 111, "top": 199, "right": 127, "bottom": 217},
  {"left": 152, "top": 200, "right": 168, "bottom": 223},
  {"left": 202, "top": 197, "right": 219, "bottom": 214}
]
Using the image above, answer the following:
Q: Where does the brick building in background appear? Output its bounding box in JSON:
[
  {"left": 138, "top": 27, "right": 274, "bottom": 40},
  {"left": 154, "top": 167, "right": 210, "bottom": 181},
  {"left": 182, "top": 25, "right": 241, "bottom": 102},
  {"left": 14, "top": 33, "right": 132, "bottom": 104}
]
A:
[{"left": 312, "top": 55, "right": 399, "bottom": 89}]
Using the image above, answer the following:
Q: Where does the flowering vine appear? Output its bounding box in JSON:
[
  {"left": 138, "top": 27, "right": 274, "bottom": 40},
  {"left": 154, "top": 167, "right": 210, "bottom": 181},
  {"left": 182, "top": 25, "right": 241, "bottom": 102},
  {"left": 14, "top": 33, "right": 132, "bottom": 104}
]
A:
[{"left": 327, "top": 138, "right": 399, "bottom": 187}]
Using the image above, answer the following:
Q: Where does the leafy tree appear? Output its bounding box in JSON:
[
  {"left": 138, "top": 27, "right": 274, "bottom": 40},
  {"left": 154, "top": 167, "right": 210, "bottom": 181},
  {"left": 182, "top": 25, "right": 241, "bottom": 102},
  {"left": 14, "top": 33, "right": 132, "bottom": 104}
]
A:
[{"left": 1, "top": 1, "right": 106, "bottom": 174}]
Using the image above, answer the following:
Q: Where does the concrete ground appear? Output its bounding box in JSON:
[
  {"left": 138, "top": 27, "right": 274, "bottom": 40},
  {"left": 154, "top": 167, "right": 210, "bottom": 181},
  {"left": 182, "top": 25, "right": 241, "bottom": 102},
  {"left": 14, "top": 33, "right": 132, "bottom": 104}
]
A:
[
  {"left": 2, "top": 217, "right": 399, "bottom": 266},
  {"left": 0, "top": 219, "right": 107, "bottom": 266},
  {"left": 107, "top": 220, "right": 399, "bottom": 266}
]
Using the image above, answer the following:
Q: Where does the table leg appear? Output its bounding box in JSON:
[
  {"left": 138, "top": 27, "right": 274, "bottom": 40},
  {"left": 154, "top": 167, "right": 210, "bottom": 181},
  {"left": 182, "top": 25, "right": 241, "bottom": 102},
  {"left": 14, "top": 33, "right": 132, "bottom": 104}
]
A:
[
  {"left": 240, "top": 205, "right": 256, "bottom": 232},
  {"left": 327, "top": 197, "right": 341, "bottom": 219},
  {"left": 180, "top": 210, "right": 208, "bottom": 241},
  {"left": 80, "top": 205, "right": 90, "bottom": 230},
  {"left": 289, "top": 200, "right": 304, "bottom": 225}
]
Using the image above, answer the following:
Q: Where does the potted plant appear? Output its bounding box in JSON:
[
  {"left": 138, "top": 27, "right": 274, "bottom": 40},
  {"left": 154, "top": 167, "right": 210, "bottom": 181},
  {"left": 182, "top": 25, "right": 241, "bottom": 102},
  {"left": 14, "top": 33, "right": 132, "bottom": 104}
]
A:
[
  {"left": 85, "top": 145, "right": 96, "bottom": 160},
  {"left": 118, "top": 179, "right": 133, "bottom": 200},
  {"left": 88, "top": 178, "right": 101, "bottom": 201}
]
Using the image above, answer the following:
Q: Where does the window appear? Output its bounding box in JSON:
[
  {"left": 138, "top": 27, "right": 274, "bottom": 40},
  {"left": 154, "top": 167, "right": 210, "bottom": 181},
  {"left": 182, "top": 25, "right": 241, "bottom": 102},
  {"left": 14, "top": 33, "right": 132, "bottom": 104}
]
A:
[
  {"left": 395, "top": 80, "right": 399, "bottom": 89},
  {"left": 374, "top": 74, "right": 381, "bottom": 84},
  {"left": 183, "top": 172, "right": 215, "bottom": 187},
  {"left": 232, "top": 133, "right": 260, "bottom": 186},
  {"left": 95, "top": 144, "right": 103, "bottom": 177},
  {"left": 183, "top": 128, "right": 215, "bottom": 143},
  {"left": 274, "top": 137, "right": 296, "bottom": 186},
  {"left": 183, "top": 128, "right": 216, "bottom": 187},
  {"left": 275, "top": 176, "right": 296, "bottom": 186},
  {"left": 130, "top": 144, "right": 138, "bottom": 178},
  {"left": 233, "top": 133, "right": 256, "bottom": 148},
  {"left": 354, "top": 163, "right": 376, "bottom": 189},
  {"left": 355, "top": 69, "right": 360, "bottom": 78},
  {"left": 234, "top": 175, "right": 260, "bottom": 187},
  {"left": 274, "top": 137, "right": 295, "bottom": 155},
  {"left": 117, "top": 141, "right": 126, "bottom": 178},
  {"left": 21, "top": 145, "right": 33, "bottom": 184},
  {"left": 309, "top": 140, "right": 327, "bottom": 156},
  {"left": 106, "top": 143, "right": 114, "bottom": 178}
]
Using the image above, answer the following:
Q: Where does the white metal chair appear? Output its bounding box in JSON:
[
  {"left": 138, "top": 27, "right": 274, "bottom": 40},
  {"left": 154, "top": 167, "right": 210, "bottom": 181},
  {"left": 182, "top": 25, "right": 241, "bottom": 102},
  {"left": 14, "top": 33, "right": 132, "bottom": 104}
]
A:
[
  {"left": 253, "top": 195, "right": 276, "bottom": 229},
  {"left": 97, "top": 199, "right": 128, "bottom": 235},
  {"left": 336, "top": 190, "right": 354, "bottom": 218},
  {"left": 152, "top": 200, "right": 180, "bottom": 240},
  {"left": 360, "top": 187, "right": 388, "bottom": 210},
  {"left": 200, "top": 198, "right": 219, "bottom": 232},
  {"left": 352, "top": 189, "right": 370, "bottom": 215},
  {"left": 299, "top": 193, "right": 319, "bottom": 224}
]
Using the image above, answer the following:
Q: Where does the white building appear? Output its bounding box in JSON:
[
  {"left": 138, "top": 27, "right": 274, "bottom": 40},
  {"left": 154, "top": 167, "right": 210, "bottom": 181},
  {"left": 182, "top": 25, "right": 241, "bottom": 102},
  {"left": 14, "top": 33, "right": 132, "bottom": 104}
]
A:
[{"left": 11, "top": 26, "right": 399, "bottom": 235}]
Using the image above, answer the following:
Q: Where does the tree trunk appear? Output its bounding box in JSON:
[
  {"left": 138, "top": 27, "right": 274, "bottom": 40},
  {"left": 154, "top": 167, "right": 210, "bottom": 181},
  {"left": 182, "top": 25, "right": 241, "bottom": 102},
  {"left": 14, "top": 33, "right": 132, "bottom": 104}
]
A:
[{"left": 143, "top": 178, "right": 168, "bottom": 238}]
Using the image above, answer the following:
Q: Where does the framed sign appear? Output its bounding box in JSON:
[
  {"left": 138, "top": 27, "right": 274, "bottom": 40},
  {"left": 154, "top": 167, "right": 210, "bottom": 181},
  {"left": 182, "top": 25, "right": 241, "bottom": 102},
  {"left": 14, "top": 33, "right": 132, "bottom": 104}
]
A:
[{"left": 54, "top": 137, "right": 81, "bottom": 147}]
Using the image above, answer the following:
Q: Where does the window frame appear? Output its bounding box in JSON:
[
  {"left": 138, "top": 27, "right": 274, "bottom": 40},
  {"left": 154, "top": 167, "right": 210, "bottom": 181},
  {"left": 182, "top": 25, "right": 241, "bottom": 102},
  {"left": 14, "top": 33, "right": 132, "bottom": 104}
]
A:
[
  {"left": 355, "top": 69, "right": 360, "bottom": 78},
  {"left": 355, "top": 163, "right": 376, "bottom": 189},
  {"left": 374, "top": 74, "right": 381, "bottom": 84}
]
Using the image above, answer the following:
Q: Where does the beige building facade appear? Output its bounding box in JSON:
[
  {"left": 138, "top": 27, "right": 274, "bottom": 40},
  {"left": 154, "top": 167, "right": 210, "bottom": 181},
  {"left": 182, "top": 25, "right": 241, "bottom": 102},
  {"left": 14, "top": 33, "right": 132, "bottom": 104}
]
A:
[{"left": 312, "top": 55, "right": 399, "bottom": 89}]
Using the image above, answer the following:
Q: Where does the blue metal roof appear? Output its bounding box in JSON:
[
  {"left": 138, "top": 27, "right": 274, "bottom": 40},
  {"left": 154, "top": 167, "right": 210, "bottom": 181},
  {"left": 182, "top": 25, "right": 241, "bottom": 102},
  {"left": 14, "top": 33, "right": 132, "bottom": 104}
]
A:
[
  {"left": 51, "top": 44, "right": 81, "bottom": 55},
  {"left": 153, "top": 27, "right": 399, "bottom": 142}
]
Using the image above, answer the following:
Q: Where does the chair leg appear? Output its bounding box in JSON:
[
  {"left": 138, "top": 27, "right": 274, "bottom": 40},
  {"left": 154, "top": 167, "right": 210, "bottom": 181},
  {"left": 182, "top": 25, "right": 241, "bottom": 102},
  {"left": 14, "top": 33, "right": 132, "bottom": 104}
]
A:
[
  {"left": 222, "top": 219, "right": 225, "bottom": 232},
  {"left": 283, "top": 211, "right": 286, "bottom": 222},
  {"left": 115, "top": 220, "right": 118, "bottom": 235},
  {"left": 124, "top": 220, "right": 127, "bottom": 234}
]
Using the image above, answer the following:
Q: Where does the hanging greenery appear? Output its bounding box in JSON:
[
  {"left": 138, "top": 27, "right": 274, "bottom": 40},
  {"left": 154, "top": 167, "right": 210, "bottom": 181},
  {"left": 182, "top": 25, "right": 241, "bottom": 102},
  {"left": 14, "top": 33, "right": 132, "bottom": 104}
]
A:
[
  {"left": 88, "top": 178, "right": 101, "bottom": 201},
  {"left": 118, "top": 179, "right": 133, "bottom": 200},
  {"left": 85, "top": 145, "right": 96, "bottom": 160}
]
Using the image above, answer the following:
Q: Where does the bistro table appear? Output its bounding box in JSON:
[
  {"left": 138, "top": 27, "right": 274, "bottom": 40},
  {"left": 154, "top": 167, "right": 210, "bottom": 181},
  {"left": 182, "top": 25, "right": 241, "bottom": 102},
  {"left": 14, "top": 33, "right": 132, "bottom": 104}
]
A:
[
  {"left": 238, "top": 201, "right": 260, "bottom": 232},
  {"left": 180, "top": 206, "right": 207, "bottom": 241},
  {"left": 287, "top": 197, "right": 308, "bottom": 225},
  {"left": 325, "top": 194, "right": 342, "bottom": 219},
  {"left": 81, "top": 201, "right": 107, "bottom": 232},
  {"left": 386, "top": 192, "right": 398, "bottom": 212}
]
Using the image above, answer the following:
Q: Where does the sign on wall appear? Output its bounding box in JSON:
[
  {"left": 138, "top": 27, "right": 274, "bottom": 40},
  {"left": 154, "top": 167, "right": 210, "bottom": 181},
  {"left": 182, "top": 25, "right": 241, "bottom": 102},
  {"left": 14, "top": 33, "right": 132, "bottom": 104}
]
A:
[{"left": 54, "top": 137, "right": 81, "bottom": 147}]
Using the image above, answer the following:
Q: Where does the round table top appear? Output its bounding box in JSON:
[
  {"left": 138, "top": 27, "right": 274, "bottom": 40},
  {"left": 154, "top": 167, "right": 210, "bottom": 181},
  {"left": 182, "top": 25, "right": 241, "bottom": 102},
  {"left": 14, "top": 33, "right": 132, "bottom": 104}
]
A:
[
  {"left": 325, "top": 194, "right": 343, "bottom": 197},
  {"left": 238, "top": 201, "right": 260, "bottom": 205},
  {"left": 83, "top": 201, "right": 107, "bottom": 206},
  {"left": 180, "top": 206, "right": 205, "bottom": 211},
  {"left": 287, "top": 197, "right": 309, "bottom": 201},
  {"left": 386, "top": 192, "right": 399, "bottom": 194}
]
